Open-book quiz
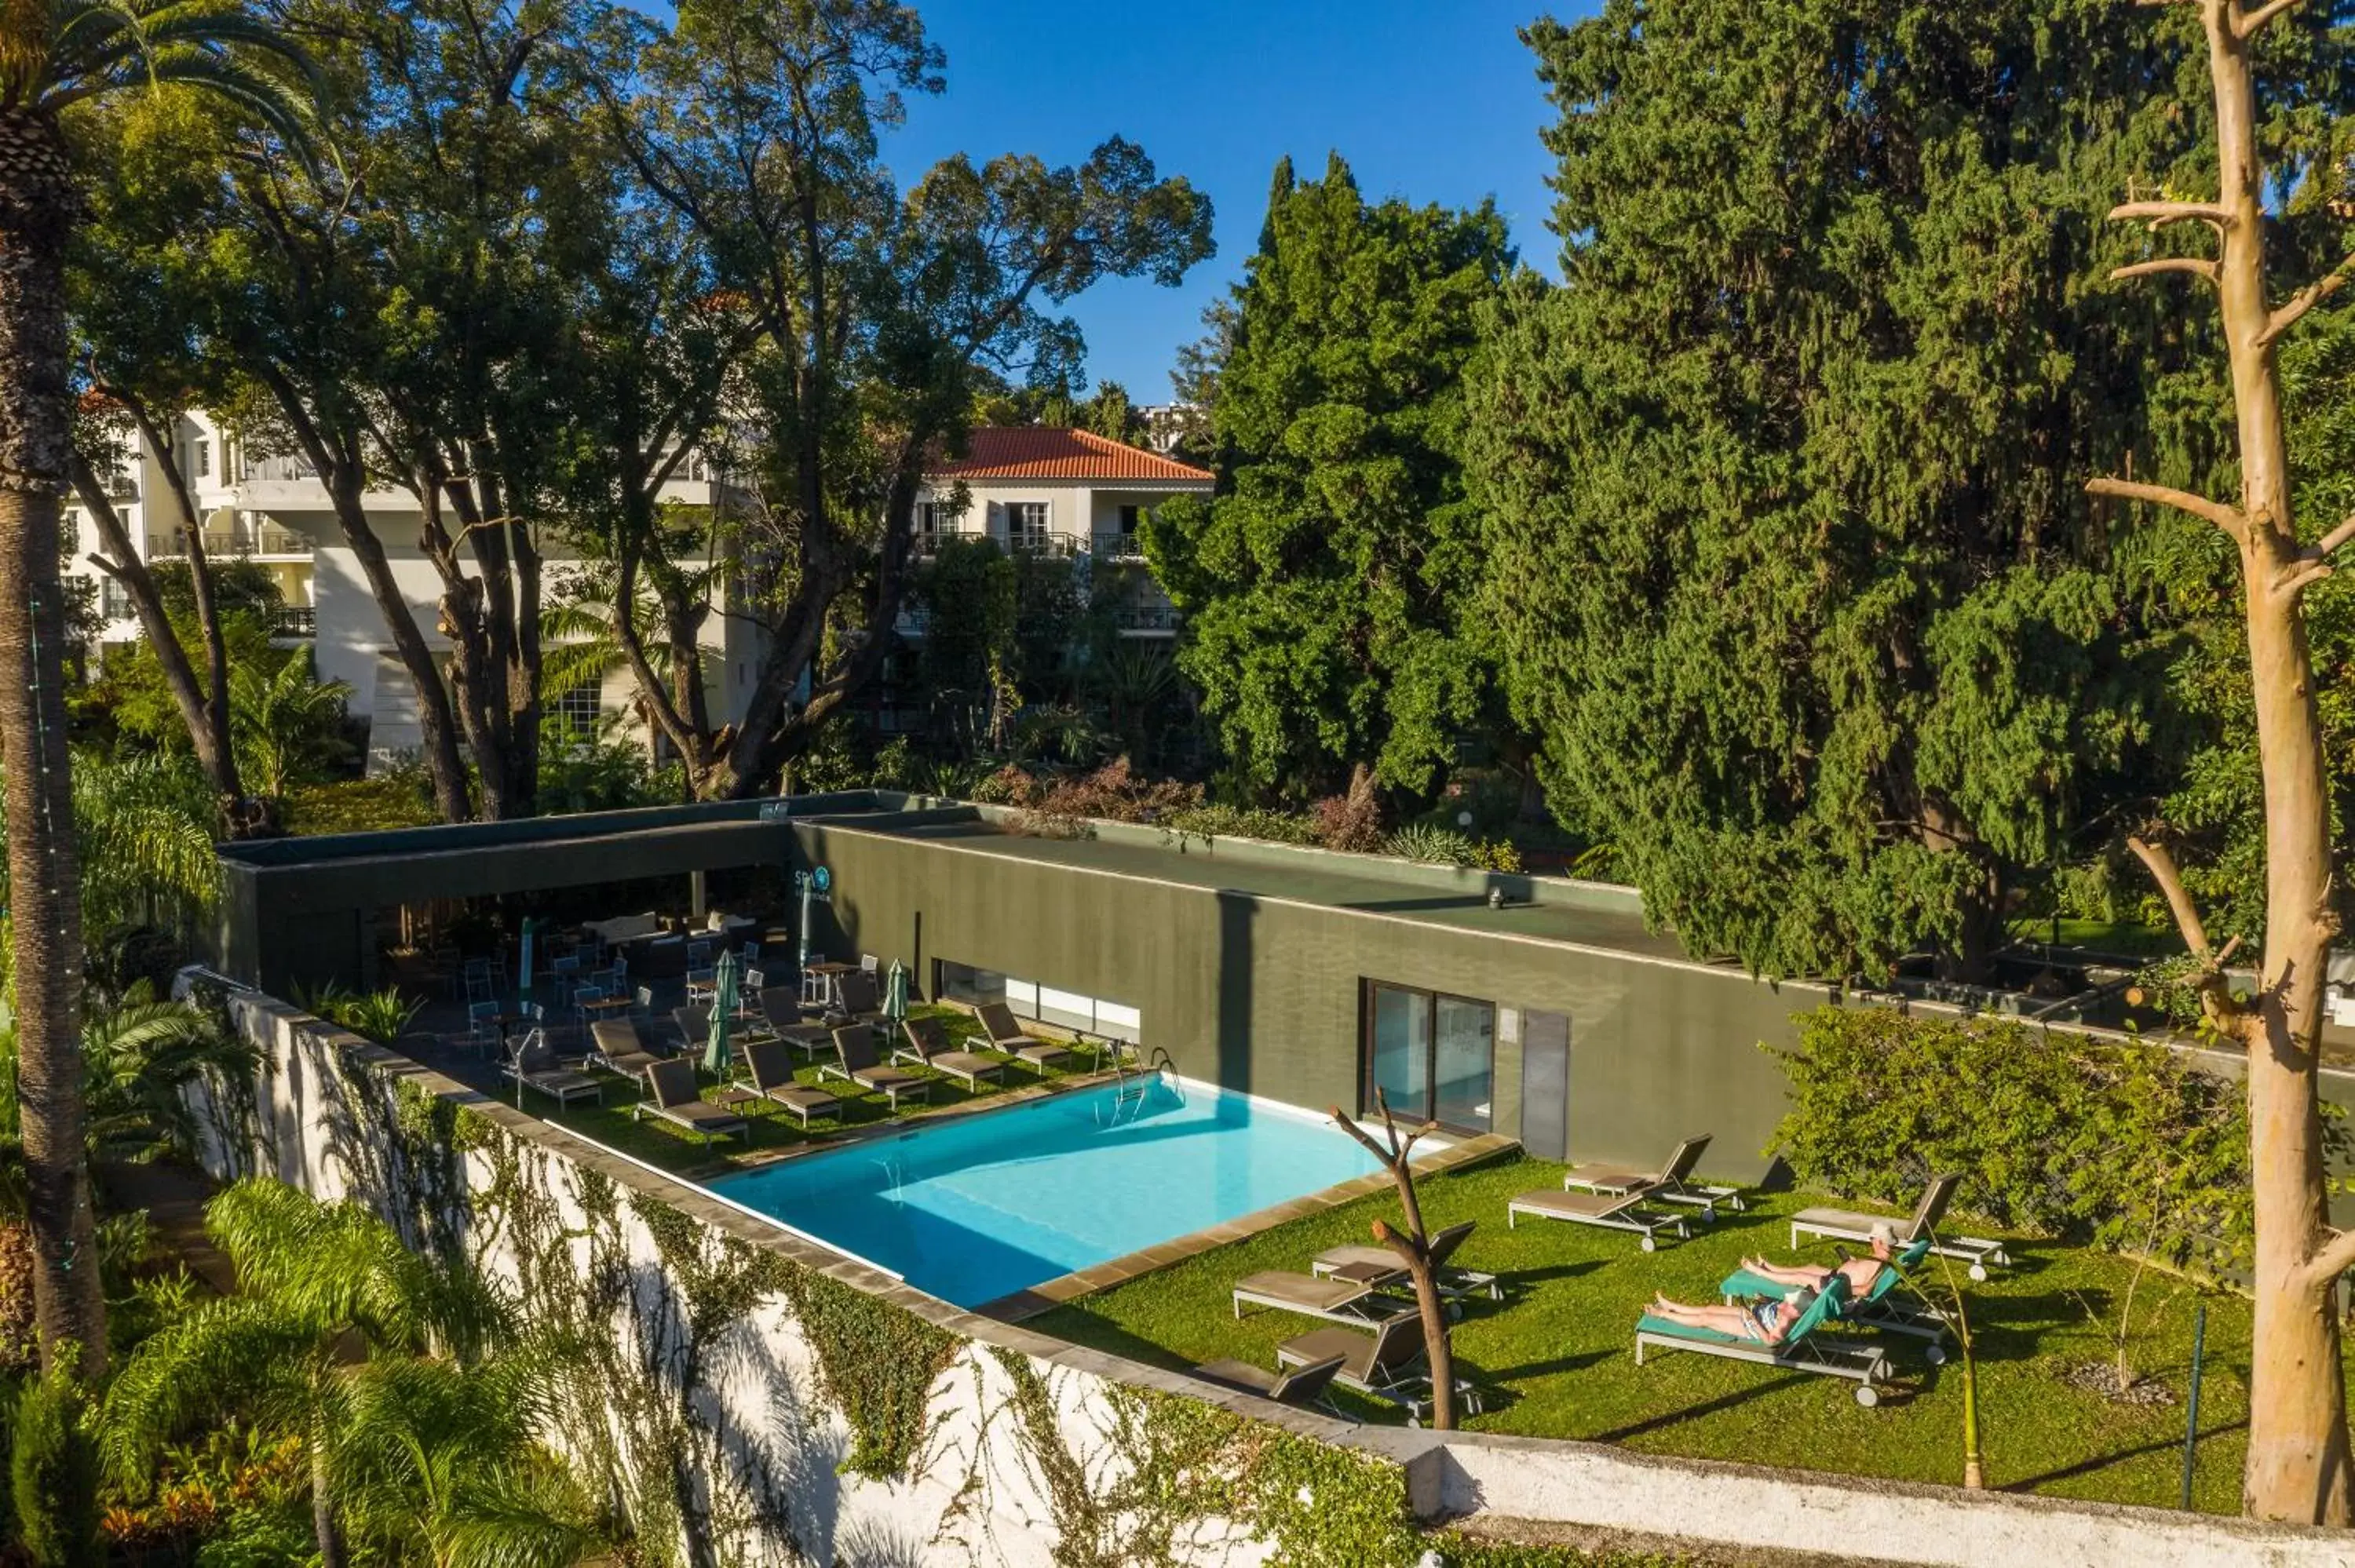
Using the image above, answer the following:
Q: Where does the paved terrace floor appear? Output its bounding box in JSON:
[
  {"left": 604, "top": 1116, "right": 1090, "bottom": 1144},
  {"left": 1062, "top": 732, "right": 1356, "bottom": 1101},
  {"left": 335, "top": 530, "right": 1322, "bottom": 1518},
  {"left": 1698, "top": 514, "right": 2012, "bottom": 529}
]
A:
[{"left": 870, "top": 819, "right": 1706, "bottom": 965}]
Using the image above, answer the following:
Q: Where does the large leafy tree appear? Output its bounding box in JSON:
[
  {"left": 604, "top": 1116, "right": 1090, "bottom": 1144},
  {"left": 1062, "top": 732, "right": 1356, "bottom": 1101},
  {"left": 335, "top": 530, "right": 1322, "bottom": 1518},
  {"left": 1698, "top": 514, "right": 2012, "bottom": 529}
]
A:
[
  {"left": 1464, "top": 0, "right": 2305, "bottom": 982},
  {"left": 594, "top": 0, "right": 1214, "bottom": 800},
  {"left": 0, "top": 0, "right": 311, "bottom": 1378},
  {"left": 1148, "top": 155, "right": 1513, "bottom": 800}
]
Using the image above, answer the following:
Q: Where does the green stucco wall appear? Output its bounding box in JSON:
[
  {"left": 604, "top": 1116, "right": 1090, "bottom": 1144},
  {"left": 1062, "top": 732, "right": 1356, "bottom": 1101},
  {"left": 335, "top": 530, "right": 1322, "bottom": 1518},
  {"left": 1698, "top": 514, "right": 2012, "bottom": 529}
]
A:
[{"left": 797, "top": 819, "right": 1819, "bottom": 1180}]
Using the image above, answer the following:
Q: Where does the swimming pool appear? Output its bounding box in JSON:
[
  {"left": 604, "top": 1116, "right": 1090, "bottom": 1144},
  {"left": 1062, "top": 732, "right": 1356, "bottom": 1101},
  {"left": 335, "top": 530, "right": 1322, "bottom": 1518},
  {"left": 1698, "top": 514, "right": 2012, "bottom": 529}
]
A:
[{"left": 705, "top": 1076, "right": 1386, "bottom": 1307}]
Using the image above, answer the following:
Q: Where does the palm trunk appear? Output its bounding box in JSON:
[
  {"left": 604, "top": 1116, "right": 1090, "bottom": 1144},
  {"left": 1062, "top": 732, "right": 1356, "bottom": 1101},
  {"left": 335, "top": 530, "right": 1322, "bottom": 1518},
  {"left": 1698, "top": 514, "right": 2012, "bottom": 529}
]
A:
[
  {"left": 309, "top": 1411, "right": 347, "bottom": 1568},
  {"left": 0, "top": 106, "right": 106, "bottom": 1375}
]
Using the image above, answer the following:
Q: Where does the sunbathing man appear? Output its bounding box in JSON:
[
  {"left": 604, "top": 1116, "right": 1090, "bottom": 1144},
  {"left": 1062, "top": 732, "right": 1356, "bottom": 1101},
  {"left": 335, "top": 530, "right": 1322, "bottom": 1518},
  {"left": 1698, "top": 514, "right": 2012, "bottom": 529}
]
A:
[
  {"left": 1645, "top": 1288, "right": 1809, "bottom": 1345},
  {"left": 1737, "top": 1222, "right": 1897, "bottom": 1298}
]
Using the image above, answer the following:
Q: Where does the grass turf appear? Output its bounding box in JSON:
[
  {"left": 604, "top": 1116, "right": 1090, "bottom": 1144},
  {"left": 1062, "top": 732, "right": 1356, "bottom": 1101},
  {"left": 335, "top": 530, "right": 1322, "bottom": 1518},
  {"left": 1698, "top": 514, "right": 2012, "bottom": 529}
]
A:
[{"left": 1033, "top": 1153, "right": 2326, "bottom": 1515}]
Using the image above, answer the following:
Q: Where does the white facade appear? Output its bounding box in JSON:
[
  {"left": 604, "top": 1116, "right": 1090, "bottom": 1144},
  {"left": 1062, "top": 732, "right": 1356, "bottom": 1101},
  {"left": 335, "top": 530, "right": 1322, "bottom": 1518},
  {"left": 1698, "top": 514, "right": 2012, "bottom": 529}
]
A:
[{"left": 67, "top": 410, "right": 749, "bottom": 770}]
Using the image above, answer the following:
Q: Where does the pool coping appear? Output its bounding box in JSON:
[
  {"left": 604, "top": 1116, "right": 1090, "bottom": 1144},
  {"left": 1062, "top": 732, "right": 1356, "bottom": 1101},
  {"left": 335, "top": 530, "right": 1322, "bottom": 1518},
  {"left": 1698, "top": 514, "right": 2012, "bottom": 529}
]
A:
[{"left": 973, "top": 1129, "right": 1523, "bottom": 1322}]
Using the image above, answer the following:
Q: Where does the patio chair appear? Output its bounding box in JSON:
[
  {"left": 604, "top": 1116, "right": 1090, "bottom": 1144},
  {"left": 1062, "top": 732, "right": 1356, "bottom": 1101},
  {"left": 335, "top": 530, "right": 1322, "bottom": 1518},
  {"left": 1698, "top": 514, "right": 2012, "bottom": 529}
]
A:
[
  {"left": 686, "top": 965, "right": 718, "bottom": 1006},
  {"left": 827, "top": 971, "right": 885, "bottom": 1027},
  {"left": 503, "top": 1027, "right": 602, "bottom": 1110},
  {"left": 1505, "top": 1185, "right": 1688, "bottom": 1250},
  {"left": 590, "top": 1019, "right": 663, "bottom": 1077},
  {"left": 1634, "top": 1275, "right": 1892, "bottom": 1406},
  {"left": 1787, "top": 1173, "right": 2010, "bottom": 1279},
  {"left": 893, "top": 1016, "right": 1004, "bottom": 1092},
  {"left": 631, "top": 1058, "right": 749, "bottom": 1147},
  {"left": 759, "top": 987, "right": 835, "bottom": 1060},
  {"left": 1272, "top": 1312, "right": 1481, "bottom": 1424},
  {"left": 672, "top": 1004, "right": 710, "bottom": 1053},
  {"left": 1721, "top": 1238, "right": 1948, "bottom": 1358},
  {"left": 686, "top": 939, "right": 714, "bottom": 970},
  {"left": 820, "top": 1025, "right": 929, "bottom": 1111},
  {"left": 1310, "top": 1221, "right": 1501, "bottom": 1305},
  {"left": 1188, "top": 1352, "right": 1346, "bottom": 1410},
  {"left": 973, "top": 1001, "right": 1073, "bottom": 1074},
  {"left": 447, "top": 999, "right": 500, "bottom": 1059},
  {"left": 739, "top": 1038, "right": 842, "bottom": 1131},
  {"left": 1230, "top": 1270, "right": 1415, "bottom": 1325},
  {"left": 1562, "top": 1133, "right": 1744, "bottom": 1220}
]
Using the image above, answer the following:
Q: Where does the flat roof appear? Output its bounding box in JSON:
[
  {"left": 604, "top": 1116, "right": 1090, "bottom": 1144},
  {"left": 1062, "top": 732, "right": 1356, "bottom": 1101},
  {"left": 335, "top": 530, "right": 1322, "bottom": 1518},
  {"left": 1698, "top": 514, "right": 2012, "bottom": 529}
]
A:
[{"left": 842, "top": 817, "right": 1703, "bottom": 965}]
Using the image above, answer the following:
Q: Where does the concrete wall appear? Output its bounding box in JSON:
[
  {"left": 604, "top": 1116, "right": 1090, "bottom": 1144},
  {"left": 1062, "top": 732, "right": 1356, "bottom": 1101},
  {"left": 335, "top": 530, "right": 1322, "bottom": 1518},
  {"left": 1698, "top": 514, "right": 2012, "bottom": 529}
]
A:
[{"left": 203, "top": 993, "right": 2355, "bottom": 1568}]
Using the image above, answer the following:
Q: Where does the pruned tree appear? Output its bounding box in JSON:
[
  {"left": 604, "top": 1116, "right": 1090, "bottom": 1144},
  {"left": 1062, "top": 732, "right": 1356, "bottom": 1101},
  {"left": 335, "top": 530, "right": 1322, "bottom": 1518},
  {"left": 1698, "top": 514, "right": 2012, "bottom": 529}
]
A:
[
  {"left": 2101, "top": 0, "right": 2355, "bottom": 1524},
  {"left": 1327, "top": 1092, "right": 1459, "bottom": 1430}
]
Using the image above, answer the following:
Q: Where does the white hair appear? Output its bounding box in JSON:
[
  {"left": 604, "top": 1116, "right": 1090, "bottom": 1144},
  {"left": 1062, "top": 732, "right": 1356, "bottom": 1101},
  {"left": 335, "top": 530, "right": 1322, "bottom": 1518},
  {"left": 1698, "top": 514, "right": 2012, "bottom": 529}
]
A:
[{"left": 1868, "top": 1222, "right": 1896, "bottom": 1245}]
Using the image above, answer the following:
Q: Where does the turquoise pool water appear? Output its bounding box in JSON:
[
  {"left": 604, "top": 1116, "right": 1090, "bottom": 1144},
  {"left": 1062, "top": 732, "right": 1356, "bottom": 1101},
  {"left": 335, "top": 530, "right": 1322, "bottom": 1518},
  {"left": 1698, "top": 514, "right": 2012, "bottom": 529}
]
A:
[{"left": 705, "top": 1077, "right": 1385, "bottom": 1307}]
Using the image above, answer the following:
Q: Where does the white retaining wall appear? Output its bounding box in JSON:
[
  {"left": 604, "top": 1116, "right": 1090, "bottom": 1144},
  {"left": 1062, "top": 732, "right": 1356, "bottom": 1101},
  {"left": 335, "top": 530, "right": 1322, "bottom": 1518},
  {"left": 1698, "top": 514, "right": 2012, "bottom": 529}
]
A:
[{"left": 203, "top": 994, "right": 2355, "bottom": 1568}]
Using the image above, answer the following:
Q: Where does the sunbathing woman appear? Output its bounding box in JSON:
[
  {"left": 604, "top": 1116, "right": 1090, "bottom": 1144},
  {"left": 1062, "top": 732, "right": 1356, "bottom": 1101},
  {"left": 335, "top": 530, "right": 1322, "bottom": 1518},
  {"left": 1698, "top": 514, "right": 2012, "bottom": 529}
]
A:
[
  {"left": 1737, "top": 1223, "right": 1896, "bottom": 1299},
  {"left": 1644, "top": 1289, "right": 1809, "bottom": 1345}
]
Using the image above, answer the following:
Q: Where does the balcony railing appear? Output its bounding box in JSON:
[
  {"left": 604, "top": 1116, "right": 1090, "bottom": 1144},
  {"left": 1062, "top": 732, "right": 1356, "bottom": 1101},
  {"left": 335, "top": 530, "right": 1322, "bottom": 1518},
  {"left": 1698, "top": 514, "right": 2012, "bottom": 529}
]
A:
[
  {"left": 1092, "top": 531, "right": 1145, "bottom": 561},
  {"left": 1113, "top": 603, "right": 1181, "bottom": 632},
  {"left": 1009, "top": 532, "right": 1077, "bottom": 558},
  {"left": 243, "top": 454, "right": 319, "bottom": 483},
  {"left": 161, "top": 526, "right": 313, "bottom": 559},
  {"left": 270, "top": 606, "right": 316, "bottom": 638}
]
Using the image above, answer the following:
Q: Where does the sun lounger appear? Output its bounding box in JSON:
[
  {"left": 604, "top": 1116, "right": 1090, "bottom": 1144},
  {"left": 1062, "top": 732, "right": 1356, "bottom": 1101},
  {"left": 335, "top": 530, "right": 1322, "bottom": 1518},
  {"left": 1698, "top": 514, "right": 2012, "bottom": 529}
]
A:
[
  {"left": 1506, "top": 1187, "right": 1688, "bottom": 1250},
  {"left": 893, "top": 1016, "right": 1005, "bottom": 1092},
  {"left": 1273, "top": 1312, "right": 1483, "bottom": 1425},
  {"left": 503, "top": 1028, "right": 602, "bottom": 1109},
  {"left": 1787, "top": 1173, "right": 2010, "bottom": 1280},
  {"left": 631, "top": 1058, "right": 749, "bottom": 1146},
  {"left": 974, "top": 1001, "right": 1073, "bottom": 1074},
  {"left": 756, "top": 986, "right": 835, "bottom": 1059},
  {"left": 1310, "top": 1221, "right": 1502, "bottom": 1304},
  {"left": 1188, "top": 1352, "right": 1346, "bottom": 1409},
  {"left": 590, "top": 1018, "right": 663, "bottom": 1076},
  {"left": 1563, "top": 1133, "right": 1743, "bottom": 1220},
  {"left": 1635, "top": 1275, "right": 1892, "bottom": 1406},
  {"left": 739, "top": 1038, "right": 842, "bottom": 1131},
  {"left": 1231, "top": 1270, "right": 1414, "bottom": 1324},
  {"left": 820, "top": 1025, "right": 929, "bottom": 1111},
  {"left": 827, "top": 971, "right": 885, "bottom": 1026},
  {"left": 1721, "top": 1238, "right": 1948, "bottom": 1359}
]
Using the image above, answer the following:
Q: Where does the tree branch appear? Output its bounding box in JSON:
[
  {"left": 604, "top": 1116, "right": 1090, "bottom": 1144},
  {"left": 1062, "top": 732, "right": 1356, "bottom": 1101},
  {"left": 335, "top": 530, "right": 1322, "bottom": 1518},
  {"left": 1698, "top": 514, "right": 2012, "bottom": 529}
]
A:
[
  {"left": 2273, "top": 561, "right": 2335, "bottom": 603},
  {"left": 2128, "top": 834, "right": 2213, "bottom": 962},
  {"left": 2305, "top": 512, "right": 2355, "bottom": 563},
  {"left": 2259, "top": 270, "right": 2347, "bottom": 348},
  {"left": 2086, "top": 476, "right": 2247, "bottom": 542},
  {"left": 2302, "top": 1225, "right": 2355, "bottom": 1289},
  {"left": 2111, "top": 257, "right": 2220, "bottom": 286},
  {"left": 2109, "top": 199, "right": 2233, "bottom": 228},
  {"left": 2237, "top": 0, "right": 2307, "bottom": 38}
]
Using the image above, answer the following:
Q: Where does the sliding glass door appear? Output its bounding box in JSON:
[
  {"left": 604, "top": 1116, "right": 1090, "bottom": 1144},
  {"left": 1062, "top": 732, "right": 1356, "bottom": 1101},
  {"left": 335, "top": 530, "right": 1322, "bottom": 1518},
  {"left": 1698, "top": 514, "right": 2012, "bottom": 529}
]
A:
[{"left": 1364, "top": 982, "right": 1494, "bottom": 1132}]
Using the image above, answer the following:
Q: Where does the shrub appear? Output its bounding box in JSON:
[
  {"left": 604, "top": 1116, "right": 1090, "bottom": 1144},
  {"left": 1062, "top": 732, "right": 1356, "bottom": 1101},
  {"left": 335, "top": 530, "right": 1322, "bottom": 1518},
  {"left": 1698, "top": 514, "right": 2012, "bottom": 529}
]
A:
[
  {"left": 13, "top": 1362, "right": 99, "bottom": 1568},
  {"left": 1769, "top": 1005, "right": 2258, "bottom": 1268},
  {"left": 1159, "top": 804, "right": 1322, "bottom": 847},
  {"left": 1383, "top": 824, "right": 1478, "bottom": 866},
  {"left": 1313, "top": 764, "right": 1384, "bottom": 852}
]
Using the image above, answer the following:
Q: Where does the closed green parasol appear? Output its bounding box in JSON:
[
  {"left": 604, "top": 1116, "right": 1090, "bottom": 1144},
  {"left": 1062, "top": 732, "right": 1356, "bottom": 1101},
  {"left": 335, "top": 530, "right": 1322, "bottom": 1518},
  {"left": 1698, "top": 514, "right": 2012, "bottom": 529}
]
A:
[
  {"left": 884, "top": 958, "right": 910, "bottom": 1023},
  {"left": 704, "top": 948, "right": 740, "bottom": 1078}
]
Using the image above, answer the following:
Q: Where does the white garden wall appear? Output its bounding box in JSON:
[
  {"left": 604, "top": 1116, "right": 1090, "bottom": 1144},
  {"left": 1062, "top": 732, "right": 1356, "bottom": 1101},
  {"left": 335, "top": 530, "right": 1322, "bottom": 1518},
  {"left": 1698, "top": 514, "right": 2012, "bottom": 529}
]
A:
[{"left": 196, "top": 994, "right": 2355, "bottom": 1568}]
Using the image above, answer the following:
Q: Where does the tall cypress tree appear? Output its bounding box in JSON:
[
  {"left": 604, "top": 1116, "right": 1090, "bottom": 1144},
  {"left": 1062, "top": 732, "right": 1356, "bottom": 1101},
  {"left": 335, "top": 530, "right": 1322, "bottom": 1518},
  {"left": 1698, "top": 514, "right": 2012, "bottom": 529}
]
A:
[
  {"left": 1146, "top": 155, "right": 1513, "bottom": 799},
  {"left": 1463, "top": 0, "right": 2350, "bottom": 981}
]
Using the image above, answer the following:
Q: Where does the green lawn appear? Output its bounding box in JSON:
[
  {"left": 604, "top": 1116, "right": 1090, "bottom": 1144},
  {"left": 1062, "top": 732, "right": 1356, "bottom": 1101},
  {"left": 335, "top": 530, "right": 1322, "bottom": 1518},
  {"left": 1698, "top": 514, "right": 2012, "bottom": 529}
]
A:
[
  {"left": 1035, "top": 1154, "right": 2310, "bottom": 1515},
  {"left": 496, "top": 1004, "right": 1110, "bottom": 1175}
]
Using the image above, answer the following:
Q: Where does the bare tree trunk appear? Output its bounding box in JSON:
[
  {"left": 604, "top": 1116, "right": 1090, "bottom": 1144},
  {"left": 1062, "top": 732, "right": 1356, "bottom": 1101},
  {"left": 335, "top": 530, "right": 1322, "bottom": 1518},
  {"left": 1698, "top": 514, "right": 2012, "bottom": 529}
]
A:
[
  {"left": 0, "top": 105, "right": 105, "bottom": 1375},
  {"left": 1330, "top": 1094, "right": 1457, "bottom": 1429},
  {"left": 2098, "top": 0, "right": 2355, "bottom": 1523}
]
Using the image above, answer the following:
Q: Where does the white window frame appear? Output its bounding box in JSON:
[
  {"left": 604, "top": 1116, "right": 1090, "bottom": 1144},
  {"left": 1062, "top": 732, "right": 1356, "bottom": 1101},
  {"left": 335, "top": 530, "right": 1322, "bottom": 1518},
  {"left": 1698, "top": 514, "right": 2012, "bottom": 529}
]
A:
[{"left": 1004, "top": 500, "right": 1049, "bottom": 550}]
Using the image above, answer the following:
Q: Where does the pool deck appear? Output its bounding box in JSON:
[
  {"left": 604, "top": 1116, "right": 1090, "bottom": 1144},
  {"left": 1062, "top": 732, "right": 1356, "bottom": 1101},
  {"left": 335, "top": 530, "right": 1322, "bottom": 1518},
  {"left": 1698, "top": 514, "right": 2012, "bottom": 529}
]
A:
[{"left": 973, "top": 1129, "right": 1522, "bottom": 1323}]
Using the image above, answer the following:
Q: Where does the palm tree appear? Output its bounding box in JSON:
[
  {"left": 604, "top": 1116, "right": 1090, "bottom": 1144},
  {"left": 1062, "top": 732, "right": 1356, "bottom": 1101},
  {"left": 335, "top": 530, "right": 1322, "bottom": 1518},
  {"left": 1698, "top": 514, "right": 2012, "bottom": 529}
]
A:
[
  {"left": 0, "top": 0, "right": 313, "bottom": 1378},
  {"left": 100, "top": 1179, "right": 586, "bottom": 1568},
  {"left": 66, "top": 750, "right": 220, "bottom": 938},
  {"left": 230, "top": 647, "right": 354, "bottom": 799}
]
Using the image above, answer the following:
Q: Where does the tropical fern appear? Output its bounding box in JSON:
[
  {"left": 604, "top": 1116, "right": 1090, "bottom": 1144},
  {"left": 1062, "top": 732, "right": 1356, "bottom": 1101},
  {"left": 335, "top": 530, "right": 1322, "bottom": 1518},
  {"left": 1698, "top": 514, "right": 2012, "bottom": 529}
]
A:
[{"left": 229, "top": 648, "right": 353, "bottom": 798}]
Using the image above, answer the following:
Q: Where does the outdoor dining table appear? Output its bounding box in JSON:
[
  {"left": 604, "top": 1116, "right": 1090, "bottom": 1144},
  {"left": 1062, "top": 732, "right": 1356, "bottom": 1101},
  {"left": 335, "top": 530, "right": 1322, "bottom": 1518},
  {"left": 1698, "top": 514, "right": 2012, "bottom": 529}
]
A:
[
  {"left": 804, "top": 960, "right": 858, "bottom": 1011},
  {"left": 580, "top": 994, "right": 636, "bottom": 1019}
]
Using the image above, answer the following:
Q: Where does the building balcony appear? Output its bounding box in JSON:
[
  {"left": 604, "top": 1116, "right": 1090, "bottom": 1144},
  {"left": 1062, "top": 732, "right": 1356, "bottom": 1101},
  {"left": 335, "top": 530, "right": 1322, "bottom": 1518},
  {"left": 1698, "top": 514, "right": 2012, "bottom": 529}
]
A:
[
  {"left": 1112, "top": 603, "right": 1181, "bottom": 633},
  {"left": 1010, "top": 533, "right": 1078, "bottom": 559},
  {"left": 155, "top": 525, "right": 314, "bottom": 560},
  {"left": 270, "top": 606, "right": 316, "bottom": 638},
  {"left": 1092, "top": 531, "right": 1145, "bottom": 561}
]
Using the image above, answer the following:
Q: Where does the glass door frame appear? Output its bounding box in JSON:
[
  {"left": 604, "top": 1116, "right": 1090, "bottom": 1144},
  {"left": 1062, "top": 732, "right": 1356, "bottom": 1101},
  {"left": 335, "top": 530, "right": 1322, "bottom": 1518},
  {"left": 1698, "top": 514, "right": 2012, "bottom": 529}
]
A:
[{"left": 1358, "top": 979, "right": 1496, "bottom": 1134}]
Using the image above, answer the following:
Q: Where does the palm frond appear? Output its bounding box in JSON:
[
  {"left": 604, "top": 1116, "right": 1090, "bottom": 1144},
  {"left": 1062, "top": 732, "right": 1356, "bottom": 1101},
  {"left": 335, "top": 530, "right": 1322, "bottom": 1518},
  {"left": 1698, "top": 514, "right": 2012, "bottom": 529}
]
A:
[{"left": 99, "top": 1296, "right": 318, "bottom": 1492}]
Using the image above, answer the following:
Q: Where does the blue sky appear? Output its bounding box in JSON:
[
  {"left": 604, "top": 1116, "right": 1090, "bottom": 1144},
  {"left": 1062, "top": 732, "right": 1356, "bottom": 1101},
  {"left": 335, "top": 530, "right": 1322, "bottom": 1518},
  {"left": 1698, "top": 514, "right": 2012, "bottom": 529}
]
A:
[{"left": 882, "top": 1, "right": 1590, "bottom": 399}]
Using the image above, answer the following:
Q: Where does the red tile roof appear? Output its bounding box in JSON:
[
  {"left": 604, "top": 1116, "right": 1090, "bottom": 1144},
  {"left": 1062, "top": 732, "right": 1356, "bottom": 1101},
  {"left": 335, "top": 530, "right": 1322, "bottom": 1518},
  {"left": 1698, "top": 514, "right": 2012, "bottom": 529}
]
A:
[{"left": 926, "top": 426, "right": 1212, "bottom": 483}]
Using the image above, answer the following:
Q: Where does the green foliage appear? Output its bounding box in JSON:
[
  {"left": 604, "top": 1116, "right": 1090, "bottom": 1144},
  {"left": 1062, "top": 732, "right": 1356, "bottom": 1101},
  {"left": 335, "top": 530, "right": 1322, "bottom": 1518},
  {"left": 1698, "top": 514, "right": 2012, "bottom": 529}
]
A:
[
  {"left": 13, "top": 1363, "right": 100, "bottom": 1568},
  {"left": 279, "top": 776, "right": 439, "bottom": 837},
  {"left": 1463, "top": 1, "right": 2355, "bottom": 982},
  {"left": 295, "top": 983, "right": 423, "bottom": 1047},
  {"left": 1159, "top": 803, "right": 1323, "bottom": 848},
  {"left": 1769, "top": 1007, "right": 2255, "bottom": 1265},
  {"left": 228, "top": 647, "right": 352, "bottom": 799},
  {"left": 536, "top": 717, "right": 676, "bottom": 817},
  {"left": 1384, "top": 824, "right": 1479, "bottom": 867},
  {"left": 776, "top": 1267, "right": 959, "bottom": 1480},
  {"left": 1148, "top": 154, "right": 1512, "bottom": 798},
  {"left": 58, "top": 751, "right": 219, "bottom": 943}
]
